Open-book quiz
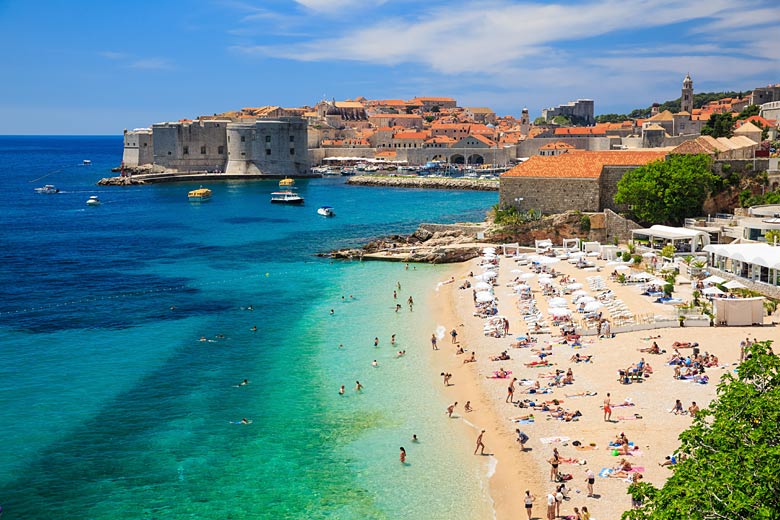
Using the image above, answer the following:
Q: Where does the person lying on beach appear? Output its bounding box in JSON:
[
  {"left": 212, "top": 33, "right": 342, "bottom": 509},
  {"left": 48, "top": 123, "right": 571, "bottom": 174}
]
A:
[
  {"left": 463, "top": 352, "right": 476, "bottom": 364},
  {"left": 641, "top": 335, "right": 661, "bottom": 340},
  {"left": 511, "top": 413, "right": 535, "bottom": 421},
  {"left": 659, "top": 455, "right": 677, "bottom": 467},
  {"left": 614, "top": 458, "right": 633, "bottom": 472},
  {"left": 609, "top": 470, "right": 643, "bottom": 481},
  {"left": 566, "top": 390, "right": 597, "bottom": 398},
  {"left": 490, "top": 351, "right": 511, "bottom": 361},
  {"left": 639, "top": 342, "right": 662, "bottom": 354},
  {"left": 456, "top": 345, "right": 465, "bottom": 354},
  {"left": 570, "top": 353, "right": 593, "bottom": 363},
  {"left": 671, "top": 341, "right": 698, "bottom": 348},
  {"left": 525, "top": 360, "right": 552, "bottom": 367}
]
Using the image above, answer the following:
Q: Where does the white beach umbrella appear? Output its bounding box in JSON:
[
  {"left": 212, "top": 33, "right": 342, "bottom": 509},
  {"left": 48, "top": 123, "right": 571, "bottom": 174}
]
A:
[
  {"left": 614, "top": 265, "right": 631, "bottom": 271},
  {"left": 569, "top": 251, "right": 586, "bottom": 258},
  {"left": 537, "top": 277, "right": 554, "bottom": 286},
  {"left": 515, "top": 283, "right": 531, "bottom": 291},
  {"left": 572, "top": 289, "right": 589, "bottom": 297},
  {"left": 702, "top": 286, "right": 725, "bottom": 296},
  {"left": 483, "top": 247, "right": 496, "bottom": 254},
  {"left": 511, "top": 269, "right": 524, "bottom": 274},
  {"left": 631, "top": 272, "right": 654, "bottom": 281},
  {"left": 642, "top": 251, "right": 657, "bottom": 258},
  {"left": 520, "top": 273, "right": 536, "bottom": 280},
  {"left": 537, "top": 257, "right": 560, "bottom": 265},
  {"left": 474, "top": 281, "right": 493, "bottom": 291},
  {"left": 724, "top": 280, "right": 746, "bottom": 290},
  {"left": 548, "top": 297, "right": 568, "bottom": 307},
  {"left": 481, "top": 271, "right": 498, "bottom": 280},
  {"left": 475, "top": 291, "right": 495, "bottom": 303},
  {"left": 549, "top": 307, "right": 572, "bottom": 317},
  {"left": 576, "top": 296, "right": 597, "bottom": 304},
  {"left": 566, "top": 283, "right": 584, "bottom": 290},
  {"left": 702, "top": 275, "right": 726, "bottom": 285},
  {"left": 583, "top": 301, "right": 603, "bottom": 312}
]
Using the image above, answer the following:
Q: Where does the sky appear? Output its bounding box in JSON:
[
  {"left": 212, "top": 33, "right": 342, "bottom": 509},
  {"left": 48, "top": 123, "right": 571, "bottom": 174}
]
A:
[{"left": 0, "top": 0, "right": 778, "bottom": 134}]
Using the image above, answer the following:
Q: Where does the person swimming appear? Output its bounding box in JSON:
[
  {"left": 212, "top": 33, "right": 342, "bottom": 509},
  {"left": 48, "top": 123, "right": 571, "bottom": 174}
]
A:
[{"left": 238, "top": 379, "right": 249, "bottom": 386}]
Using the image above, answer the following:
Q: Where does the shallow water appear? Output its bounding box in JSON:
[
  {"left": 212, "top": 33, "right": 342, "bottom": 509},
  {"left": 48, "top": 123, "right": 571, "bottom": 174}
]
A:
[{"left": 0, "top": 136, "right": 497, "bottom": 519}]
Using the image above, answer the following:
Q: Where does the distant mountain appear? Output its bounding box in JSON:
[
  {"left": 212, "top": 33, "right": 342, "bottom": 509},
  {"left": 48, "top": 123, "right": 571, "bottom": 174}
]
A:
[{"left": 595, "top": 91, "right": 744, "bottom": 123}]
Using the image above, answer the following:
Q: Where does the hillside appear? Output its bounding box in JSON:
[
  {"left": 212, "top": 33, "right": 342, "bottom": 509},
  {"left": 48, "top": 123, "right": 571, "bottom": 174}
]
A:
[{"left": 595, "top": 91, "right": 744, "bottom": 123}]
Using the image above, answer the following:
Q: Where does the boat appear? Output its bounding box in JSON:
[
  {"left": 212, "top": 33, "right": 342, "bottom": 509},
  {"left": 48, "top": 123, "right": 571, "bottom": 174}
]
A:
[
  {"left": 270, "top": 191, "right": 304, "bottom": 204},
  {"left": 82, "top": 160, "right": 92, "bottom": 166},
  {"left": 279, "top": 177, "right": 295, "bottom": 188},
  {"left": 340, "top": 167, "right": 356, "bottom": 176},
  {"left": 188, "top": 186, "right": 212, "bottom": 202},
  {"left": 317, "top": 206, "right": 335, "bottom": 217},
  {"left": 86, "top": 195, "right": 100, "bottom": 206},
  {"left": 321, "top": 168, "right": 341, "bottom": 177},
  {"left": 34, "top": 184, "right": 59, "bottom": 194}
]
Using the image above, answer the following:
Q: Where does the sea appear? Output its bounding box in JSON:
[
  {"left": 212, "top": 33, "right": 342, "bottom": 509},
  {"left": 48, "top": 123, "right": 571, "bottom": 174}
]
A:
[{"left": 0, "top": 136, "right": 498, "bottom": 519}]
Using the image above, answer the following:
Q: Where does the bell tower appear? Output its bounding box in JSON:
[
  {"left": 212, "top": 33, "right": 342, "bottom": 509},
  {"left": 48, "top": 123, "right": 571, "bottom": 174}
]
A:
[
  {"left": 520, "top": 107, "right": 530, "bottom": 136},
  {"left": 681, "top": 73, "right": 694, "bottom": 114}
]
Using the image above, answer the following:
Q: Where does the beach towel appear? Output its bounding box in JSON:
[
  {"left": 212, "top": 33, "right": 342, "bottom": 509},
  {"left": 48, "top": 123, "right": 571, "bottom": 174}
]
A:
[
  {"left": 608, "top": 441, "right": 634, "bottom": 448},
  {"left": 612, "top": 449, "right": 644, "bottom": 457},
  {"left": 628, "top": 466, "right": 645, "bottom": 473},
  {"left": 566, "top": 391, "right": 597, "bottom": 398},
  {"left": 488, "top": 370, "right": 513, "bottom": 379},
  {"left": 525, "top": 362, "right": 553, "bottom": 368},
  {"left": 539, "top": 436, "right": 570, "bottom": 444},
  {"left": 598, "top": 468, "right": 613, "bottom": 478},
  {"left": 514, "top": 418, "right": 535, "bottom": 424},
  {"left": 617, "top": 415, "right": 643, "bottom": 421}
]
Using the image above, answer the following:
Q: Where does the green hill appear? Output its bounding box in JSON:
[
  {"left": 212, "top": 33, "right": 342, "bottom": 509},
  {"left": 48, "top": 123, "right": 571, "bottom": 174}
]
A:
[{"left": 595, "top": 91, "right": 744, "bottom": 123}]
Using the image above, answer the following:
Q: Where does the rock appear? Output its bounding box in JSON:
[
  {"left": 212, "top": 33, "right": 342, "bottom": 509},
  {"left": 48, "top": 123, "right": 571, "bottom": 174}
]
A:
[
  {"left": 346, "top": 175, "right": 498, "bottom": 191},
  {"left": 97, "top": 176, "right": 146, "bottom": 186}
]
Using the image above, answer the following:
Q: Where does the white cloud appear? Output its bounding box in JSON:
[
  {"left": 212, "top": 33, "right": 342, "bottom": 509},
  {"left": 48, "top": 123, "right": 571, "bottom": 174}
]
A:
[
  {"left": 294, "top": 0, "right": 388, "bottom": 13},
  {"left": 99, "top": 51, "right": 128, "bottom": 60},
  {"left": 128, "top": 58, "right": 173, "bottom": 70}
]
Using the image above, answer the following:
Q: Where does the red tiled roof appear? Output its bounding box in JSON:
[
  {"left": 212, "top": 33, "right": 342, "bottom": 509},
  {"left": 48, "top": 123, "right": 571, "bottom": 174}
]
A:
[
  {"left": 502, "top": 151, "right": 667, "bottom": 179},
  {"left": 393, "top": 131, "right": 428, "bottom": 140},
  {"left": 539, "top": 141, "right": 576, "bottom": 150},
  {"left": 553, "top": 127, "right": 607, "bottom": 136}
]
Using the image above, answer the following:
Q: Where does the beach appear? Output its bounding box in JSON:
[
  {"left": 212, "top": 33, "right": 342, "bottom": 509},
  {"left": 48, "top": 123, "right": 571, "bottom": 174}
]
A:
[{"left": 429, "top": 251, "right": 774, "bottom": 520}]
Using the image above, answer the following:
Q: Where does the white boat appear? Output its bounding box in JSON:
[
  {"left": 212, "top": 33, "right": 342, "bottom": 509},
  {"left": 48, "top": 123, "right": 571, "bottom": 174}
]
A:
[
  {"left": 35, "top": 184, "right": 59, "bottom": 194},
  {"left": 82, "top": 160, "right": 92, "bottom": 166},
  {"left": 317, "top": 206, "right": 335, "bottom": 217},
  {"left": 321, "top": 169, "right": 341, "bottom": 177},
  {"left": 270, "top": 191, "right": 304, "bottom": 205},
  {"left": 86, "top": 195, "right": 100, "bottom": 206}
]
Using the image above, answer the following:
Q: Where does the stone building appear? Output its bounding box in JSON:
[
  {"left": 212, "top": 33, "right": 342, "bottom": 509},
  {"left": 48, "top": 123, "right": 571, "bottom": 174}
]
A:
[
  {"left": 499, "top": 150, "right": 667, "bottom": 214},
  {"left": 750, "top": 84, "right": 780, "bottom": 105},
  {"left": 225, "top": 118, "right": 309, "bottom": 176},
  {"left": 542, "top": 99, "right": 594, "bottom": 125}
]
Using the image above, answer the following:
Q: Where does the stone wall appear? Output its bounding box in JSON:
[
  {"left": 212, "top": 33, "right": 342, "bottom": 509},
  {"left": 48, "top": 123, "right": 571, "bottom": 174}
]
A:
[
  {"left": 152, "top": 120, "right": 229, "bottom": 172},
  {"left": 225, "top": 119, "right": 310, "bottom": 176},
  {"left": 404, "top": 146, "right": 512, "bottom": 166},
  {"left": 514, "top": 137, "right": 612, "bottom": 158},
  {"left": 347, "top": 175, "right": 498, "bottom": 191},
  {"left": 308, "top": 147, "right": 377, "bottom": 165},
  {"left": 122, "top": 129, "right": 153, "bottom": 167},
  {"left": 603, "top": 209, "right": 641, "bottom": 243},
  {"left": 599, "top": 165, "right": 636, "bottom": 212},
  {"left": 499, "top": 177, "right": 601, "bottom": 213},
  {"left": 708, "top": 267, "right": 780, "bottom": 299}
]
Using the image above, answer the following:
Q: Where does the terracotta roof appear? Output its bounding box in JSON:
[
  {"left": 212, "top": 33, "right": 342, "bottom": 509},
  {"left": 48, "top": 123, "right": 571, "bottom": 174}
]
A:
[
  {"left": 539, "top": 141, "right": 576, "bottom": 150},
  {"left": 335, "top": 101, "right": 365, "bottom": 108},
  {"left": 424, "top": 136, "right": 457, "bottom": 144},
  {"left": 466, "top": 107, "right": 495, "bottom": 114},
  {"left": 393, "top": 131, "right": 428, "bottom": 140},
  {"left": 412, "top": 97, "right": 456, "bottom": 102},
  {"left": 375, "top": 99, "right": 408, "bottom": 106},
  {"left": 644, "top": 123, "right": 666, "bottom": 131},
  {"left": 646, "top": 110, "right": 674, "bottom": 122},
  {"left": 553, "top": 127, "right": 607, "bottom": 136},
  {"left": 676, "top": 110, "right": 691, "bottom": 116},
  {"left": 502, "top": 151, "right": 666, "bottom": 179},
  {"left": 470, "top": 134, "right": 497, "bottom": 147}
]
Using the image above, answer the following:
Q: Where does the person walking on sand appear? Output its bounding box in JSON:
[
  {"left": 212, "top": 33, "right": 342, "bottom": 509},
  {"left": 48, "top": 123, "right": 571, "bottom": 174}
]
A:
[
  {"left": 441, "top": 372, "right": 452, "bottom": 386},
  {"left": 506, "top": 377, "right": 517, "bottom": 403},
  {"left": 585, "top": 467, "right": 595, "bottom": 497},
  {"left": 603, "top": 393, "right": 612, "bottom": 421},
  {"left": 431, "top": 333, "right": 439, "bottom": 350},
  {"left": 549, "top": 450, "right": 560, "bottom": 481},
  {"left": 546, "top": 492, "right": 556, "bottom": 520},
  {"left": 474, "top": 430, "right": 486, "bottom": 455},
  {"left": 393, "top": 290, "right": 397, "bottom": 300},
  {"left": 446, "top": 401, "right": 458, "bottom": 417},
  {"left": 391, "top": 334, "right": 396, "bottom": 345},
  {"left": 524, "top": 490, "right": 535, "bottom": 520},
  {"left": 581, "top": 505, "right": 591, "bottom": 520},
  {"left": 399, "top": 447, "right": 406, "bottom": 464},
  {"left": 450, "top": 328, "right": 458, "bottom": 344},
  {"left": 516, "top": 429, "right": 529, "bottom": 451}
]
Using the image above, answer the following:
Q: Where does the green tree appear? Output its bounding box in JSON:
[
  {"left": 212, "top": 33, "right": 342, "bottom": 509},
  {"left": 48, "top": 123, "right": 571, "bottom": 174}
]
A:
[
  {"left": 737, "top": 104, "right": 760, "bottom": 119},
  {"left": 533, "top": 116, "right": 547, "bottom": 125},
  {"left": 765, "top": 229, "right": 780, "bottom": 245},
  {"left": 701, "top": 112, "right": 734, "bottom": 138},
  {"left": 661, "top": 244, "right": 675, "bottom": 258},
  {"left": 623, "top": 340, "right": 780, "bottom": 520},
  {"left": 552, "top": 115, "right": 572, "bottom": 125},
  {"left": 614, "top": 154, "right": 720, "bottom": 225}
]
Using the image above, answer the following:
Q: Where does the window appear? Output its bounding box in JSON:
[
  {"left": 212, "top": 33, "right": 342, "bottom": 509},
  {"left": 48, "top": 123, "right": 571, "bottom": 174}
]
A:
[
  {"left": 143, "top": 143, "right": 147, "bottom": 147},
  {"left": 265, "top": 136, "right": 271, "bottom": 143},
  {"left": 201, "top": 146, "right": 206, "bottom": 154},
  {"left": 289, "top": 135, "right": 295, "bottom": 142},
  {"left": 240, "top": 135, "right": 245, "bottom": 142},
  {"left": 266, "top": 149, "right": 271, "bottom": 155},
  {"left": 290, "top": 148, "right": 295, "bottom": 155},
  {"left": 183, "top": 146, "right": 189, "bottom": 155},
  {"left": 218, "top": 146, "right": 224, "bottom": 154},
  {"left": 240, "top": 152, "right": 246, "bottom": 156}
]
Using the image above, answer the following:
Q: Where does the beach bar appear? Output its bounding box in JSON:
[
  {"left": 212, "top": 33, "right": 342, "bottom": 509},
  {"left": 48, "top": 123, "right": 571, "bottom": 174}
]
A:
[
  {"left": 631, "top": 225, "right": 710, "bottom": 253},
  {"left": 703, "top": 243, "right": 780, "bottom": 286}
]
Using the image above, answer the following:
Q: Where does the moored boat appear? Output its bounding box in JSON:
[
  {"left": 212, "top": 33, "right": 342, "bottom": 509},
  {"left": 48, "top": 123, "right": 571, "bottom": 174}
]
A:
[
  {"left": 86, "top": 195, "right": 100, "bottom": 206},
  {"left": 271, "top": 191, "right": 304, "bottom": 204},
  {"left": 188, "top": 186, "right": 212, "bottom": 202},
  {"left": 279, "top": 177, "right": 295, "bottom": 188}
]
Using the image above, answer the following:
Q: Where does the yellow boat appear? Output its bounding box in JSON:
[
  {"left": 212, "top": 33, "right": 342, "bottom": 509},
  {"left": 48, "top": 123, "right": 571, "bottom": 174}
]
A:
[
  {"left": 188, "top": 186, "right": 212, "bottom": 202},
  {"left": 279, "top": 178, "right": 295, "bottom": 188}
]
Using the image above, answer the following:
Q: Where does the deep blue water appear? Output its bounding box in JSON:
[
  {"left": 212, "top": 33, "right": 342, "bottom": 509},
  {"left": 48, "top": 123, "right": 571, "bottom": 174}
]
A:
[{"left": 0, "top": 136, "right": 498, "bottom": 519}]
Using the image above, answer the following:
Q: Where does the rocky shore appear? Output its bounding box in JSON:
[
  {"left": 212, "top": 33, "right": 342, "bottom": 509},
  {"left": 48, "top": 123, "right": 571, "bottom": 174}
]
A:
[
  {"left": 319, "top": 225, "right": 498, "bottom": 264},
  {"left": 346, "top": 175, "right": 498, "bottom": 191},
  {"left": 97, "top": 176, "right": 147, "bottom": 186}
]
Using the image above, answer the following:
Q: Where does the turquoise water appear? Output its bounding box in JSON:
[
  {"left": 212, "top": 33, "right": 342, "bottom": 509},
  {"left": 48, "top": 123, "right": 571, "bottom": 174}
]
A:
[{"left": 0, "top": 137, "right": 497, "bottom": 519}]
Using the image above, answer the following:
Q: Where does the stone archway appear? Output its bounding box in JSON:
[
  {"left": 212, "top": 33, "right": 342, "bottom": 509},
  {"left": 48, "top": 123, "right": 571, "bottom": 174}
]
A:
[
  {"left": 450, "top": 154, "right": 465, "bottom": 164},
  {"left": 467, "top": 154, "right": 485, "bottom": 165},
  {"left": 431, "top": 154, "right": 446, "bottom": 162}
]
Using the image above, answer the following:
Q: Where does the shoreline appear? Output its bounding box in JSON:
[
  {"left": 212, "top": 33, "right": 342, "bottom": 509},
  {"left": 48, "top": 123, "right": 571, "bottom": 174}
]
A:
[{"left": 347, "top": 175, "right": 499, "bottom": 191}]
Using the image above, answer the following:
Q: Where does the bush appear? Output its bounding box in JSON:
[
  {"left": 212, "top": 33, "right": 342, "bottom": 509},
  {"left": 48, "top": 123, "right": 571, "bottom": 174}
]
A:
[
  {"left": 632, "top": 254, "right": 643, "bottom": 264},
  {"left": 663, "top": 283, "right": 674, "bottom": 296},
  {"left": 580, "top": 215, "right": 591, "bottom": 232}
]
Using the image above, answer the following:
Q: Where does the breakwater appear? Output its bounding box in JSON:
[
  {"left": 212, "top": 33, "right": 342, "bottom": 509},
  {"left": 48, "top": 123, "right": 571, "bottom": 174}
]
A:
[{"left": 347, "top": 175, "right": 499, "bottom": 191}]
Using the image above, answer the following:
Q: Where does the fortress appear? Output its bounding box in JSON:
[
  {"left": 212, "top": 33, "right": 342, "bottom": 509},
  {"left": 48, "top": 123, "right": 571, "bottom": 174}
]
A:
[{"left": 122, "top": 117, "right": 311, "bottom": 178}]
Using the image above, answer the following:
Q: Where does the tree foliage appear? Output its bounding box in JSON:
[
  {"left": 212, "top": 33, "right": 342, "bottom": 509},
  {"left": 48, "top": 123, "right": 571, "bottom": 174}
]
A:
[
  {"left": 597, "top": 91, "right": 742, "bottom": 121},
  {"left": 614, "top": 154, "right": 719, "bottom": 225},
  {"left": 701, "top": 113, "right": 735, "bottom": 138},
  {"left": 622, "top": 341, "right": 780, "bottom": 520}
]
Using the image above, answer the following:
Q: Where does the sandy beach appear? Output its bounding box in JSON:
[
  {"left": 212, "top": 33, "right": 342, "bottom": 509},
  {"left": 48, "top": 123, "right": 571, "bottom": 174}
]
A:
[{"left": 429, "top": 251, "right": 775, "bottom": 520}]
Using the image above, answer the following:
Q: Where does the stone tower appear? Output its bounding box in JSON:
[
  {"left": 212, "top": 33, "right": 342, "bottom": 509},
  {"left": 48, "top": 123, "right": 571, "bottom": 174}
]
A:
[
  {"left": 681, "top": 73, "right": 694, "bottom": 114},
  {"left": 520, "top": 107, "right": 530, "bottom": 136}
]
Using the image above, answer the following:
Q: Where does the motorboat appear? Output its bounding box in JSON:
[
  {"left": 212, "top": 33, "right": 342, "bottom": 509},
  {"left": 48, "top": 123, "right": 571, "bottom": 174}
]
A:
[
  {"left": 321, "top": 168, "right": 341, "bottom": 177},
  {"left": 86, "top": 195, "right": 100, "bottom": 206},
  {"left": 270, "top": 191, "right": 304, "bottom": 204},
  {"left": 317, "top": 206, "right": 335, "bottom": 217},
  {"left": 35, "top": 184, "right": 59, "bottom": 194},
  {"left": 82, "top": 159, "right": 92, "bottom": 166},
  {"left": 188, "top": 186, "right": 212, "bottom": 202},
  {"left": 279, "top": 177, "right": 295, "bottom": 188},
  {"left": 340, "top": 167, "right": 356, "bottom": 176}
]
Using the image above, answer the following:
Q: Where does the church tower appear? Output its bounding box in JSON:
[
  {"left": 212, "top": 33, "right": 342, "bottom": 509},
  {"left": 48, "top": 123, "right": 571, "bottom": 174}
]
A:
[
  {"left": 520, "top": 107, "right": 530, "bottom": 136},
  {"left": 681, "top": 73, "right": 694, "bottom": 114}
]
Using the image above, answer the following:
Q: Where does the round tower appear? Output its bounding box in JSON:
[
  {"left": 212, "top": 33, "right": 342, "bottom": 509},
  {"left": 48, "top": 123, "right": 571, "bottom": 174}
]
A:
[{"left": 681, "top": 73, "right": 694, "bottom": 114}]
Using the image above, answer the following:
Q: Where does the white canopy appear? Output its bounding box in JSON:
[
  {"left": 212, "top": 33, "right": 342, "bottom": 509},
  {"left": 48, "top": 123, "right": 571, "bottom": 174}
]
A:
[
  {"left": 583, "top": 301, "right": 603, "bottom": 312},
  {"left": 565, "top": 283, "right": 584, "bottom": 290},
  {"left": 520, "top": 273, "right": 536, "bottom": 280},
  {"left": 704, "top": 243, "right": 780, "bottom": 269},
  {"left": 702, "top": 286, "right": 725, "bottom": 296},
  {"left": 548, "top": 297, "right": 568, "bottom": 307},
  {"left": 475, "top": 272, "right": 497, "bottom": 281},
  {"left": 474, "top": 281, "right": 493, "bottom": 291},
  {"left": 475, "top": 291, "right": 495, "bottom": 303},
  {"left": 614, "top": 265, "right": 631, "bottom": 271},
  {"left": 724, "top": 280, "right": 747, "bottom": 290},
  {"left": 537, "top": 278, "right": 554, "bottom": 285},
  {"left": 572, "top": 289, "right": 589, "bottom": 297},
  {"left": 702, "top": 275, "right": 726, "bottom": 285},
  {"left": 576, "top": 296, "right": 597, "bottom": 304},
  {"left": 630, "top": 272, "right": 654, "bottom": 281},
  {"left": 642, "top": 251, "right": 657, "bottom": 258},
  {"left": 549, "top": 307, "right": 572, "bottom": 317}
]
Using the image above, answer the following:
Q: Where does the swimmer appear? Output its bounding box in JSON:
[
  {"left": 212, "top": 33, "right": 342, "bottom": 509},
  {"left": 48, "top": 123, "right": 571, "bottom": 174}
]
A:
[
  {"left": 391, "top": 334, "right": 396, "bottom": 344},
  {"left": 355, "top": 380, "right": 363, "bottom": 392},
  {"left": 240, "top": 418, "right": 251, "bottom": 424},
  {"left": 247, "top": 305, "right": 254, "bottom": 311},
  {"left": 412, "top": 434, "right": 419, "bottom": 443},
  {"left": 393, "top": 290, "right": 397, "bottom": 299},
  {"left": 251, "top": 326, "right": 257, "bottom": 332},
  {"left": 170, "top": 305, "right": 176, "bottom": 311},
  {"left": 339, "top": 385, "right": 345, "bottom": 395},
  {"left": 372, "top": 360, "right": 378, "bottom": 367},
  {"left": 238, "top": 379, "right": 249, "bottom": 387},
  {"left": 330, "top": 309, "right": 334, "bottom": 315},
  {"left": 374, "top": 337, "right": 379, "bottom": 347},
  {"left": 339, "top": 343, "right": 344, "bottom": 349},
  {"left": 395, "top": 304, "right": 402, "bottom": 312},
  {"left": 400, "top": 447, "right": 406, "bottom": 463},
  {"left": 199, "top": 336, "right": 207, "bottom": 342},
  {"left": 396, "top": 350, "right": 406, "bottom": 357}
]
